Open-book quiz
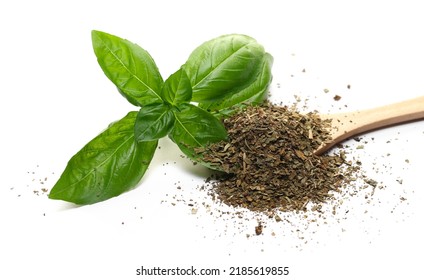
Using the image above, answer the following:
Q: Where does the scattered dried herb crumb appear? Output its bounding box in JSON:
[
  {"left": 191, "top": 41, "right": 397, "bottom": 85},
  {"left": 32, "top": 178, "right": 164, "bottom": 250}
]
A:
[
  {"left": 364, "top": 178, "right": 378, "bottom": 188},
  {"left": 255, "top": 222, "right": 263, "bottom": 235},
  {"left": 333, "top": 95, "right": 342, "bottom": 101}
]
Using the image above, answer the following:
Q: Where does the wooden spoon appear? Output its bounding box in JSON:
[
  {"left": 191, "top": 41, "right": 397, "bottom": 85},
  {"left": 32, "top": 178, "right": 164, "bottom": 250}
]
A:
[{"left": 315, "top": 96, "right": 424, "bottom": 155}]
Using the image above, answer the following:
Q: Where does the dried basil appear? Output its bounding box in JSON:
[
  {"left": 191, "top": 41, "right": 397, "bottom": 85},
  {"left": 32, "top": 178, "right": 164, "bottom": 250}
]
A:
[{"left": 197, "top": 102, "right": 358, "bottom": 212}]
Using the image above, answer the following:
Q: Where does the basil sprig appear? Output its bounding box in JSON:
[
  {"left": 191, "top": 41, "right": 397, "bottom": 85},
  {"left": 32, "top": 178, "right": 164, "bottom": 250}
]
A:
[{"left": 49, "top": 30, "right": 273, "bottom": 205}]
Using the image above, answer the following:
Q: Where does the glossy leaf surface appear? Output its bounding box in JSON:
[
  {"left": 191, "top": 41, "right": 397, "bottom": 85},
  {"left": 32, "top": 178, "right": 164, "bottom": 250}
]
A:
[
  {"left": 161, "top": 68, "right": 192, "bottom": 106},
  {"left": 200, "top": 53, "right": 273, "bottom": 117},
  {"left": 169, "top": 104, "right": 227, "bottom": 147},
  {"left": 183, "top": 34, "right": 265, "bottom": 103},
  {"left": 92, "top": 30, "right": 163, "bottom": 106},
  {"left": 134, "top": 103, "right": 175, "bottom": 142},
  {"left": 49, "top": 112, "right": 158, "bottom": 205}
]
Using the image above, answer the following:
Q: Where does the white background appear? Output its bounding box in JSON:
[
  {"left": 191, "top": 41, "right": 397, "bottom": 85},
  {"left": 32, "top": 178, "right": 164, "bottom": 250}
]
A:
[{"left": 1, "top": 0, "right": 423, "bottom": 279}]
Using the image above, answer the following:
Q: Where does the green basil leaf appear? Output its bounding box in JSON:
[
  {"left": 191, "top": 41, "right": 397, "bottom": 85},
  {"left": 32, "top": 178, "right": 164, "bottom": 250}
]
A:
[
  {"left": 200, "top": 52, "right": 273, "bottom": 117},
  {"left": 92, "top": 30, "right": 163, "bottom": 106},
  {"left": 134, "top": 103, "right": 175, "bottom": 142},
  {"left": 183, "top": 34, "right": 265, "bottom": 103},
  {"left": 169, "top": 104, "right": 227, "bottom": 147},
  {"left": 161, "top": 68, "right": 192, "bottom": 106},
  {"left": 49, "top": 112, "right": 158, "bottom": 205}
]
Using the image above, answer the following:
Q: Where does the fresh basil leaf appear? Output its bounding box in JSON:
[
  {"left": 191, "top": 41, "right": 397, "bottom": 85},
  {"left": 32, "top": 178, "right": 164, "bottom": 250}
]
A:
[
  {"left": 183, "top": 34, "right": 265, "bottom": 103},
  {"left": 169, "top": 104, "right": 227, "bottom": 147},
  {"left": 134, "top": 103, "right": 175, "bottom": 142},
  {"left": 49, "top": 112, "right": 158, "bottom": 205},
  {"left": 200, "top": 52, "right": 273, "bottom": 117},
  {"left": 92, "top": 30, "right": 163, "bottom": 106},
  {"left": 161, "top": 68, "right": 192, "bottom": 106}
]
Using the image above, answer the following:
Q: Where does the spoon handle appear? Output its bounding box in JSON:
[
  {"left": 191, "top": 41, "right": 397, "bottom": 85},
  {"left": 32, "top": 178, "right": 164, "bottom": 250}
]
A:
[{"left": 316, "top": 96, "right": 424, "bottom": 154}]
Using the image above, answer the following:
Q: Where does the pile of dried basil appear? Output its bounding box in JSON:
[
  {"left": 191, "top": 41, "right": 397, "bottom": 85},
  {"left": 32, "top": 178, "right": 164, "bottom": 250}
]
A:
[{"left": 196, "top": 102, "right": 359, "bottom": 212}]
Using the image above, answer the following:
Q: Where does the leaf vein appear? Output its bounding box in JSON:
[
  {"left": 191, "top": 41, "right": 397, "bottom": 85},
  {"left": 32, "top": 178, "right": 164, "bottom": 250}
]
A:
[{"left": 100, "top": 36, "right": 161, "bottom": 101}]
